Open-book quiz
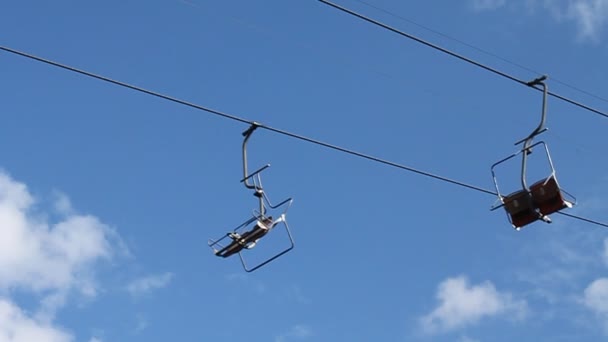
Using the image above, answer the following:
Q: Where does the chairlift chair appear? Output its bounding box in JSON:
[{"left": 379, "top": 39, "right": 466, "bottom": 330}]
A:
[
  {"left": 208, "top": 123, "right": 295, "bottom": 272},
  {"left": 491, "top": 76, "right": 575, "bottom": 230}
]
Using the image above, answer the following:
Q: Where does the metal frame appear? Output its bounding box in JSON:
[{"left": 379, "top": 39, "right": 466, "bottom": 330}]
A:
[
  {"left": 239, "top": 201, "right": 294, "bottom": 272},
  {"left": 491, "top": 140, "right": 557, "bottom": 227},
  {"left": 516, "top": 76, "right": 549, "bottom": 191},
  {"left": 208, "top": 198, "right": 294, "bottom": 272},
  {"left": 490, "top": 76, "right": 575, "bottom": 228},
  {"left": 209, "top": 123, "right": 295, "bottom": 272},
  {"left": 491, "top": 140, "right": 555, "bottom": 209}
]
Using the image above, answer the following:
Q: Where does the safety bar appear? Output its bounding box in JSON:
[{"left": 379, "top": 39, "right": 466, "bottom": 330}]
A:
[
  {"left": 240, "top": 164, "right": 271, "bottom": 184},
  {"left": 491, "top": 141, "right": 555, "bottom": 208}
]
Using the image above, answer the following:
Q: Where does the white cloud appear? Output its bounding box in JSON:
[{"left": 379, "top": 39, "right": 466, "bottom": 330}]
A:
[
  {"left": 0, "top": 172, "right": 115, "bottom": 296},
  {"left": 127, "top": 272, "right": 174, "bottom": 296},
  {"left": 420, "top": 276, "right": 527, "bottom": 333},
  {"left": 274, "top": 324, "right": 313, "bottom": 342},
  {"left": 470, "top": 0, "right": 506, "bottom": 11},
  {"left": 583, "top": 278, "right": 608, "bottom": 329},
  {"left": 89, "top": 338, "right": 103, "bottom": 342},
  {"left": 0, "top": 298, "right": 72, "bottom": 342},
  {"left": 0, "top": 170, "right": 123, "bottom": 342}
]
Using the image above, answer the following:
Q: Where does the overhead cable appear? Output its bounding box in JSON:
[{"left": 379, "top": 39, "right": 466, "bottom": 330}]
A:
[
  {"left": 318, "top": 0, "right": 608, "bottom": 120},
  {"left": 0, "top": 45, "right": 492, "bottom": 195},
  {"left": 557, "top": 212, "right": 608, "bottom": 228},
  {"left": 0, "top": 47, "right": 252, "bottom": 126},
  {"left": 353, "top": 0, "right": 608, "bottom": 106},
  {"left": 1, "top": 45, "right": 606, "bottom": 228}
]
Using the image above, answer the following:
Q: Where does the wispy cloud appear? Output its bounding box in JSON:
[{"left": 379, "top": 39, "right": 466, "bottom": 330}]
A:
[
  {"left": 470, "top": 0, "right": 506, "bottom": 11},
  {"left": 225, "top": 273, "right": 266, "bottom": 294},
  {"left": 503, "top": 196, "right": 608, "bottom": 335},
  {"left": 285, "top": 285, "right": 310, "bottom": 305},
  {"left": 513, "top": 218, "right": 606, "bottom": 310},
  {"left": 459, "top": 335, "right": 481, "bottom": 342},
  {"left": 127, "top": 272, "right": 174, "bottom": 296},
  {"left": 52, "top": 191, "right": 75, "bottom": 216},
  {"left": 565, "top": 0, "right": 608, "bottom": 39},
  {"left": 274, "top": 324, "right": 313, "bottom": 342},
  {"left": 470, "top": 0, "right": 608, "bottom": 40},
  {"left": 602, "top": 238, "right": 608, "bottom": 267},
  {"left": 132, "top": 313, "right": 148, "bottom": 334},
  {"left": 420, "top": 276, "right": 527, "bottom": 334}
]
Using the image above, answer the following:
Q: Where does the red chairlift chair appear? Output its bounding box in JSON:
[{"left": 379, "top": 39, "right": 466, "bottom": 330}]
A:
[{"left": 491, "top": 76, "right": 575, "bottom": 230}]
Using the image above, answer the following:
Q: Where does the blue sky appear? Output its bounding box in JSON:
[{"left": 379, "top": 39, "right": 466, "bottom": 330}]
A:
[{"left": 1, "top": 0, "right": 608, "bottom": 341}]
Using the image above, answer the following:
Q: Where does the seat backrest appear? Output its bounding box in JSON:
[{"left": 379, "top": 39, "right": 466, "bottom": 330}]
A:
[
  {"left": 504, "top": 190, "right": 533, "bottom": 214},
  {"left": 503, "top": 189, "right": 539, "bottom": 228},
  {"left": 530, "top": 175, "right": 567, "bottom": 216}
]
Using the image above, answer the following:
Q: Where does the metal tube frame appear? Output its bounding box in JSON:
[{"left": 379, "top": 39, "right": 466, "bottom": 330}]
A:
[
  {"left": 491, "top": 141, "right": 555, "bottom": 211},
  {"left": 239, "top": 201, "right": 294, "bottom": 273},
  {"left": 242, "top": 123, "right": 260, "bottom": 190},
  {"left": 491, "top": 75, "right": 552, "bottom": 211},
  {"left": 208, "top": 198, "right": 294, "bottom": 272},
  {"left": 209, "top": 123, "right": 296, "bottom": 272},
  {"left": 241, "top": 122, "right": 269, "bottom": 216},
  {"left": 518, "top": 75, "right": 548, "bottom": 191},
  {"left": 208, "top": 216, "right": 258, "bottom": 255}
]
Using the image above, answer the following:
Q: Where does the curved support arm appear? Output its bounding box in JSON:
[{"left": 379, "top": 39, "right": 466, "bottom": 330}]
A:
[
  {"left": 521, "top": 148, "right": 530, "bottom": 191},
  {"left": 242, "top": 123, "right": 261, "bottom": 190},
  {"left": 519, "top": 75, "right": 549, "bottom": 191},
  {"left": 524, "top": 75, "right": 549, "bottom": 139}
]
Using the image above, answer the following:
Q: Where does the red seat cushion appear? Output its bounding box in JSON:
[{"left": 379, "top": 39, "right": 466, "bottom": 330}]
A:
[
  {"left": 530, "top": 176, "right": 568, "bottom": 216},
  {"left": 504, "top": 189, "right": 539, "bottom": 228}
]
